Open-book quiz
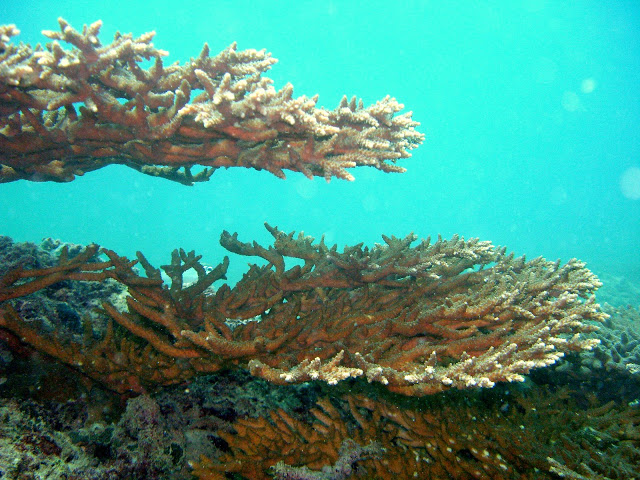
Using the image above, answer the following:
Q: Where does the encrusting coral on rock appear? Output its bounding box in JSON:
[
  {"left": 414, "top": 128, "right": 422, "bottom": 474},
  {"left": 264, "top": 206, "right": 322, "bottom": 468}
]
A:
[
  {"left": 0, "top": 18, "right": 423, "bottom": 184},
  {"left": 0, "top": 223, "right": 606, "bottom": 396}
]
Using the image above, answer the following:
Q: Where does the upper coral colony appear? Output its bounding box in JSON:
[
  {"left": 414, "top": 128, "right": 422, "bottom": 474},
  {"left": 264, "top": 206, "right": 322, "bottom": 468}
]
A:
[
  {"left": 0, "top": 18, "right": 422, "bottom": 184},
  {"left": 0, "top": 18, "right": 627, "bottom": 480}
]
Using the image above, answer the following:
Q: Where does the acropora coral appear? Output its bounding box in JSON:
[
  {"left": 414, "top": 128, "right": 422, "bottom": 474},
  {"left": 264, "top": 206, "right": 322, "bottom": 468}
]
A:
[
  {"left": 0, "top": 224, "right": 605, "bottom": 396},
  {"left": 0, "top": 18, "right": 423, "bottom": 184}
]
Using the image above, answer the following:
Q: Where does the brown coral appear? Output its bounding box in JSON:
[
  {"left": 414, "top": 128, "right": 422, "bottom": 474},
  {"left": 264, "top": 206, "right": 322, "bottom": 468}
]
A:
[
  {"left": 0, "top": 19, "right": 423, "bottom": 184},
  {"left": 0, "top": 224, "right": 605, "bottom": 396},
  {"left": 192, "top": 388, "right": 640, "bottom": 479}
]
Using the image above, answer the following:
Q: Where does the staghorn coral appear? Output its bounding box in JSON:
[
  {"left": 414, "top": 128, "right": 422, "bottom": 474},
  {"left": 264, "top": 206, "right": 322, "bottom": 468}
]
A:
[
  {"left": 594, "top": 304, "right": 640, "bottom": 376},
  {"left": 0, "top": 224, "right": 605, "bottom": 396},
  {"left": 550, "top": 304, "right": 640, "bottom": 396},
  {"left": 2, "top": 362, "right": 638, "bottom": 480},
  {"left": 2, "top": 360, "right": 639, "bottom": 480},
  {"left": 0, "top": 19, "right": 423, "bottom": 184},
  {"left": 191, "top": 387, "right": 640, "bottom": 480}
]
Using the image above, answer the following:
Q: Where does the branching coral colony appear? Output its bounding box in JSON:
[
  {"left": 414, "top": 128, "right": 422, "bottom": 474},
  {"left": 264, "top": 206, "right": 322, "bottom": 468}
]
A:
[
  {"left": 0, "top": 18, "right": 618, "bottom": 479},
  {"left": 0, "top": 223, "right": 606, "bottom": 395},
  {"left": 0, "top": 18, "right": 423, "bottom": 184},
  {"left": 0, "top": 20, "right": 606, "bottom": 395}
]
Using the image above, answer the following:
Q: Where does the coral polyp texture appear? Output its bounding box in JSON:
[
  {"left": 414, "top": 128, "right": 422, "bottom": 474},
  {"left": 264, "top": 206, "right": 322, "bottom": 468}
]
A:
[
  {"left": 0, "top": 223, "right": 605, "bottom": 395},
  {"left": 0, "top": 18, "right": 423, "bottom": 184}
]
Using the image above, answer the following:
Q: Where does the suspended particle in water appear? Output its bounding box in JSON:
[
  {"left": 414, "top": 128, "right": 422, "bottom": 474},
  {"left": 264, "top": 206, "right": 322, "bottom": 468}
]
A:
[
  {"left": 581, "top": 78, "right": 597, "bottom": 94},
  {"left": 620, "top": 166, "right": 640, "bottom": 200}
]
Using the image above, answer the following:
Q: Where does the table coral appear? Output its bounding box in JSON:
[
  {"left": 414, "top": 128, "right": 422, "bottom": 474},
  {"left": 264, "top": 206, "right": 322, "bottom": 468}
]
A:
[
  {"left": 0, "top": 19, "right": 423, "bottom": 184},
  {"left": 0, "top": 224, "right": 605, "bottom": 396}
]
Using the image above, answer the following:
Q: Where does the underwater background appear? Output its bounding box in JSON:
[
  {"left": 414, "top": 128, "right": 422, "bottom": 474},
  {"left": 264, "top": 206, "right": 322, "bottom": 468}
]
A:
[
  {"left": 1, "top": 0, "right": 639, "bottom": 292},
  {"left": 2, "top": 2, "right": 640, "bottom": 479}
]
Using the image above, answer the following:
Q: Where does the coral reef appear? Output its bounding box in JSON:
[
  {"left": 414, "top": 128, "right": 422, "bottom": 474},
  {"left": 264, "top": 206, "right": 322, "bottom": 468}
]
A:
[
  {"left": 2, "top": 16, "right": 637, "bottom": 480},
  {"left": 191, "top": 383, "right": 640, "bottom": 479},
  {"left": 270, "top": 439, "right": 383, "bottom": 480},
  {"left": 0, "top": 394, "right": 192, "bottom": 479},
  {"left": 549, "top": 304, "right": 640, "bottom": 404},
  {"left": 583, "top": 304, "right": 640, "bottom": 377},
  {"left": 0, "top": 224, "right": 605, "bottom": 396},
  {"left": 3, "top": 367, "right": 638, "bottom": 480},
  {"left": 0, "top": 19, "right": 423, "bottom": 184},
  {"left": 0, "top": 399, "right": 96, "bottom": 480},
  {"left": 0, "top": 240, "right": 636, "bottom": 479},
  {"left": 0, "top": 370, "right": 324, "bottom": 479},
  {"left": 0, "top": 236, "right": 126, "bottom": 337},
  {"left": 0, "top": 237, "right": 127, "bottom": 399}
]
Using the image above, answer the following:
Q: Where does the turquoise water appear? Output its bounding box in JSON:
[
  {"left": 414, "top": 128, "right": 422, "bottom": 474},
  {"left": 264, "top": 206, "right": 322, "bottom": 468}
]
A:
[{"left": 1, "top": 0, "right": 639, "bottom": 288}]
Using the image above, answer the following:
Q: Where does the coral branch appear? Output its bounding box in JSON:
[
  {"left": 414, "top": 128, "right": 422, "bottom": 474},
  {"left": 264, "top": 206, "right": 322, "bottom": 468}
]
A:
[{"left": 0, "top": 19, "right": 423, "bottom": 184}]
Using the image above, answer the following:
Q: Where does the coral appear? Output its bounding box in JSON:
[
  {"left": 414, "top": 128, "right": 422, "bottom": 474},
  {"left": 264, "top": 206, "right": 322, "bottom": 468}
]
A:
[
  {"left": 2, "top": 364, "right": 639, "bottom": 480},
  {"left": 0, "top": 237, "right": 127, "bottom": 400},
  {"left": 271, "top": 439, "right": 383, "bottom": 480},
  {"left": 2, "top": 16, "right": 634, "bottom": 480},
  {"left": 0, "top": 224, "right": 605, "bottom": 396},
  {"left": 0, "top": 236, "right": 125, "bottom": 335},
  {"left": 108, "top": 395, "right": 185, "bottom": 477},
  {"left": 594, "top": 304, "right": 640, "bottom": 377},
  {"left": 551, "top": 304, "right": 640, "bottom": 402},
  {"left": 593, "top": 271, "right": 640, "bottom": 308},
  {"left": 0, "top": 394, "right": 190, "bottom": 479},
  {"left": 583, "top": 305, "right": 640, "bottom": 377},
  {"left": 191, "top": 386, "right": 640, "bottom": 480},
  {"left": 0, "top": 398, "right": 109, "bottom": 480},
  {"left": 0, "top": 369, "right": 321, "bottom": 480},
  {"left": 0, "top": 19, "right": 423, "bottom": 184}
]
